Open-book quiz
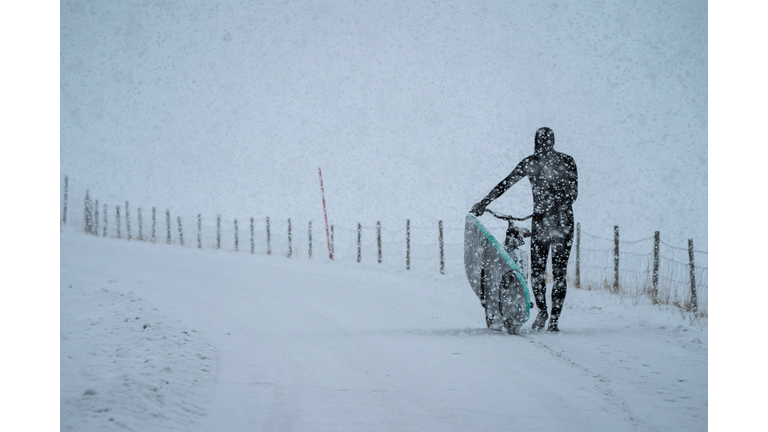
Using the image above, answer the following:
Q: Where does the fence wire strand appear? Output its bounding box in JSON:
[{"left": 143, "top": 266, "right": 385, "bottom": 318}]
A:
[{"left": 575, "top": 233, "right": 707, "bottom": 317}]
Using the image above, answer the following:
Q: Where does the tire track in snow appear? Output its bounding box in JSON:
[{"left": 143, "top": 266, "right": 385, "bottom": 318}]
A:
[{"left": 527, "top": 338, "right": 652, "bottom": 431}]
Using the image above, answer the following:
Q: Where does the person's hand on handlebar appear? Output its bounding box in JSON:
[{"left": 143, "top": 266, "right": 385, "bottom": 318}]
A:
[{"left": 470, "top": 202, "right": 486, "bottom": 216}]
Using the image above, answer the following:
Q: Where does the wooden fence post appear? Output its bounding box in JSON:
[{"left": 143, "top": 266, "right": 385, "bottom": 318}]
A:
[
  {"left": 613, "top": 225, "right": 619, "bottom": 293},
  {"left": 652, "top": 231, "right": 660, "bottom": 303},
  {"left": 125, "top": 201, "right": 131, "bottom": 240},
  {"left": 177, "top": 216, "right": 184, "bottom": 246},
  {"left": 103, "top": 204, "right": 108, "bottom": 237},
  {"left": 439, "top": 220, "right": 445, "bottom": 275},
  {"left": 574, "top": 222, "right": 581, "bottom": 288},
  {"left": 216, "top": 215, "right": 221, "bottom": 249},
  {"left": 688, "top": 239, "right": 698, "bottom": 313},
  {"left": 266, "top": 217, "right": 271, "bottom": 255},
  {"left": 84, "top": 190, "right": 93, "bottom": 234},
  {"left": 250, "top": 217, "right": 255, "bottom": 254},
  {"left": 234, "top": 219, "right": 239, "bottom": 251},
  {"left": 116, "top": 205, "right": 121, "bottom": 238},
  {"left": 377, "top": 221, "right": 382, "bottom": 264},
  {"left": 151, "top": 207, "right": 156, "bottom": 242},
  {"left": 287, "top": 218, "right": 292, "bottom": 258},
  {"left": 166, "top": 210, "right": 171, "bottom": 244},
  {"left": 138, "top": 208, "right": 143, "bottom": 241},
  {"left": 94, "top": 200, "right": 99, "bottom": 236},
  {"left": 197, "top": 214, "right": 202, "bottom": 249},
  {"left": 357, "top": 223, "right": 361, "bottom": 263},
  {"left": 308, "top": 221, "right": 313, "bottom": 258},
  {"left": 406, "top": 219, "right": 410, "bottom": 270},
  {"left": 62, "top": 176, "right": 68, "bottom": 225}
]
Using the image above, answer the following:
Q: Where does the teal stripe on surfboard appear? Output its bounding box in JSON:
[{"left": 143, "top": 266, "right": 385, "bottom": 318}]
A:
[{"left": 467, "top": 213, "right": 531, "bottom": 320}]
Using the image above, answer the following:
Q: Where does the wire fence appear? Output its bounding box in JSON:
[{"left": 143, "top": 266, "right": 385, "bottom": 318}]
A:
[
  {"left": 62, "top": 177, "right": 707, "bottom": 318},
  {"left": 573, "top": 225, "right": 707, "bottom": 317}
]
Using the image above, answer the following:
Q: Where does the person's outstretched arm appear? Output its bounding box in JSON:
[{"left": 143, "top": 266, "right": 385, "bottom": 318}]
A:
[{"left": 471, "top": 159, "right": 528, "bottom": 216}]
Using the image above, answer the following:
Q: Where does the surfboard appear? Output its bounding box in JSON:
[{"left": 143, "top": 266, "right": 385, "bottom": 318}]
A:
[{"left": 464, "top": 213, "right": 531, "bottom": 333}]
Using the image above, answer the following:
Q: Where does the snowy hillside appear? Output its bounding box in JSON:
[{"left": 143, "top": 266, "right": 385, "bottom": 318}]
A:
[
  {"left": 56, "top": 0, "right": 712, "bottom": 430},
  {"left": 61, "top": 230, "right": 707, "bottom": 431}
]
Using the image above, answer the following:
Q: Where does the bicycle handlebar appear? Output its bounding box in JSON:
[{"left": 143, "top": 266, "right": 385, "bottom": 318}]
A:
[{"left": 484, "top": 209, "right": 533, "bottom": 222}]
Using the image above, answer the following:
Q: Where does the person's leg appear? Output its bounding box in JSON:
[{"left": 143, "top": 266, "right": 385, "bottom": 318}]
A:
[
  {"left": 548, "top": 214, "right": 574, "bottom": 331},
  {"left": 530, "top": 216, "right": 550, "bottom": 329}
]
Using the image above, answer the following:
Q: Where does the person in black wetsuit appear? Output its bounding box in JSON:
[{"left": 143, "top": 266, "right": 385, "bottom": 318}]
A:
[{"left": 471, "top": 127, "right": 578, "bottom": 332}]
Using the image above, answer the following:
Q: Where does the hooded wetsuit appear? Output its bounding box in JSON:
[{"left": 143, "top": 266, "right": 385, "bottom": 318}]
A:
[{"left": 474, "top": 127, "right": 578, "bottom": 322}]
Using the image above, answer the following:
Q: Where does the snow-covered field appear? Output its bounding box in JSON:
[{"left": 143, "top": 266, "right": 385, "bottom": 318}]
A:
[
  {"left": 61, "top": 230, "right": 707, "bottom": 431},
  {"left": 50, "top": 1, "right": 717, "bottom": 428}
]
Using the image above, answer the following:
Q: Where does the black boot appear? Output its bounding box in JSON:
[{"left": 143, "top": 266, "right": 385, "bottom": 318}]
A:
[
  {"left": 531, "top": 310, "right": 548, "bottom": 331},
  {"left": 547, "top": 316, "right": 559, "bottom": 332}
]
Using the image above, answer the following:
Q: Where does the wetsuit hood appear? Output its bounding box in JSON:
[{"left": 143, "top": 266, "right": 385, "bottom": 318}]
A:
[{"left": 535, "top": 127, "right": 555, "bottom": 155}]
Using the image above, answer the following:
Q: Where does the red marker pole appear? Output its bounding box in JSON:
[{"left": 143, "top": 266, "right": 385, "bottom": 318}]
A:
[{"left": 319, "top": 167, "right": 333, "bottom": 260}]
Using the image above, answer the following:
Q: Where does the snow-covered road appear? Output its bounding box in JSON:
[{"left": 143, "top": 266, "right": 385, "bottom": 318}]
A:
[{"left": 61, "top": 232, "right": 707, "bottom": 431}]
